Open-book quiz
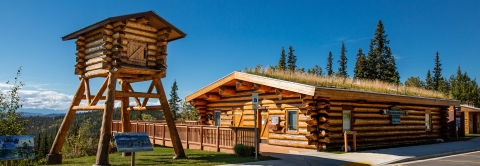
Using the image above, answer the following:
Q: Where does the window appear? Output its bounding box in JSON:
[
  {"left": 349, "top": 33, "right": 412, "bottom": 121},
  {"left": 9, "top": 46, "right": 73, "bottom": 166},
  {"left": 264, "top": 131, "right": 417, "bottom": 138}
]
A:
[
  {"left": 287, "top": 110, "right": 298, "bottom": 131},
  {"left": 215, "top": 111, "right": 221, "bottom": 126},
  {"left": 425, "top": 110, "right": 431, "bottom": 131},
  {"left": 342, "top": 110, "right": 352, "bottom": 131}
]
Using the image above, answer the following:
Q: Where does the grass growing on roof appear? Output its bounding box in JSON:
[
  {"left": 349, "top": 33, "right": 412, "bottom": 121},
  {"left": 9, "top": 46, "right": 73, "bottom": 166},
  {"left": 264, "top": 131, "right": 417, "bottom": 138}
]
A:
[
  {"left": 244, "top": 67, "right": 450, "bottom": 99},
  {"left": 49, "top": 146, "right": 276, "bottom": 166}
]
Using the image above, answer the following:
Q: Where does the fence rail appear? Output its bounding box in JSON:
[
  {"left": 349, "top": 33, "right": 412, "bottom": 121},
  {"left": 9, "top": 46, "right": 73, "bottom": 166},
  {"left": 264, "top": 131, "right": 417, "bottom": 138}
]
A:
[{"left": 112, "top": 120, "right": 259, "bottom": 153}]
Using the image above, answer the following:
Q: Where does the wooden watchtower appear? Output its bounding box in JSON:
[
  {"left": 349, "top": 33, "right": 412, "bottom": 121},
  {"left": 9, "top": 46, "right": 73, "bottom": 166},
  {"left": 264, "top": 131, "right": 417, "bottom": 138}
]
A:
[{"left": 46, "top": 11, "right": 187, "bottom": 165}]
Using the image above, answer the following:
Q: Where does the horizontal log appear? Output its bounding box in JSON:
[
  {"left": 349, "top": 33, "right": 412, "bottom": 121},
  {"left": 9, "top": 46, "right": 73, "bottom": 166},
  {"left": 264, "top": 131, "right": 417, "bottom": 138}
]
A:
[
  {"left": 192, "top": 99, "right": 207, "bottom": 106},
  {"left": 329, "top": 112, "right": 342, "bottom": 117},
  {"left": 72, "top": 106, "right": 104, "bottom": 110},
  {"left": 397, "top": 105, "right": 441, "bottom": 111},
  {"left": 242, "top": 121, "right": 254, "bottom": 126},
  {"left": 124, "top": 32, "right": 156, "bottom": 43},
  {"left": 85, "top": 50, "right": 111, "bottom": 60},
  {"left": 219, "top": 86, "right": 236, "bottom": 96},
  {"left": 85, "top": 62, "right": 111, "bottom": 71},
  {"left": 85, "top": 33, "right": 103, "bottom": 43},
  {"left": 85, "top": 44, "right": 104, "bottom": 54},
  {"left": 236, "top": 80, "right": 253, "bottom": 91},
  {"left": 83, "top": 69, "right": 108, "bottom": 78},
  {"left": 307, "top": 125, "right": 317, "bottom": 132},
  {"left": 221, "top": 115, "right": 233, "bottom": 120},
  {"left": 205, "top": 98, "right": 303, "bottom": 107},
  {"left": 305, "top": 117, "right": 317, "bottom": 125},
  {"left": 102, "top": 29, "right": 113, "bottom": 35},
  {"left": 299, "top": 114, "right": 309, "bottom": 121},
  {"left": 220, "top": 120, "right": 233, "bottom": 126},
  {"left": 356, "top": 130, "right": 428, "bottom": 137},
  {"left": 157, "top": 28, "right": 171, "bottom": 36},
  {"left": 124, "top": 27, "right": 157, "bottom": 38},
  {"left": 318, "top": 137, "right": 330, "bottom": 143},
  {"left": 125, "top": 20, "right": 157, "bottom": 32},
  {"left": 76, "top": 40, "right": 85, "bottom": 46},
  {"left": 269, "top": 110, "right": 286, "bottom": 115},
  {"left": 299, "top": 121, "right": 308, "bottom": 128},
  {"left": 270, "top": 133, "right": 308, "bottom": 141},
  {"left": 204, "top": 93, "right": 221, "bottom": 101},
  {"left": 76, "top": 51, "right": 85, "bottom": 57},
  {"left": 329, "top": 126, "right": 342, "bottom": 132},
  {"left": 268, "top": 139, "right": 316, "bottom": 149},
  {"left": 127, "top": 106, "right": 163, "bottom": 111},
  {"left": 85, "top": 56, "right": 107, "bottom": 66},
  {"left": 113, "top": 38, "right": 128, "bottom": 45},
  {"left": 354, "top": 134, "right": 440, "bottom": 143},
  {"left": 86, "top": 38, "right": 105, "bottom": 48},
  {"left": 243, "top": 115, "right": 255, "bottom": 121},
  {"left": 253, "top": 84, "right": 273, "bottom": 92},
  {"left": 353, "top": 125, "right": 426, "bottom": 131},
  {"left": 306, "top": 133, "right": 318, "bottom": 140},
  {"left": 329, "top": 119, "right": 342, "bottom": 125},
  {"left": 115, "top": 91, "right": 162, "bottom": 98},
  {"left": 103, "top": 35, "right": 113, "bottom": 43},
  {"left": 86, "top": 28, "right": 103, "bottom": 38},
  {"left": 329, "top": 102, "right": 393, "bottom": 108},
  {"left": 113, "top": 32, "right": 125, "bottom": 39},
  {"left": 353, "top": 107, "right": 383, "bottom": 113},
  {"left": 268, "top": 115, "right": 286, "bottom": 121}
]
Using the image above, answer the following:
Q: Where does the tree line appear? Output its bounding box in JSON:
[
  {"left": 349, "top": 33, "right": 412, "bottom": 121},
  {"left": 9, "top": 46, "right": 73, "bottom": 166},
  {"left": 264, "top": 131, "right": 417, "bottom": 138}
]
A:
[{"left": 271, "top": 20, "right": 479, "bottom": 106}]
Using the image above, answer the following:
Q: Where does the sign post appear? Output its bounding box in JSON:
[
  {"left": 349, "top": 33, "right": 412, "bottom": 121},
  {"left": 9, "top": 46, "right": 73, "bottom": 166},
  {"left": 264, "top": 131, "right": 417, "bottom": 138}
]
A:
[
  {"left": 113, "top": 132, "right": 154, "bottom": 166},
  {"left": 252, "top": 93, "right": 259, "bottom": 160}
]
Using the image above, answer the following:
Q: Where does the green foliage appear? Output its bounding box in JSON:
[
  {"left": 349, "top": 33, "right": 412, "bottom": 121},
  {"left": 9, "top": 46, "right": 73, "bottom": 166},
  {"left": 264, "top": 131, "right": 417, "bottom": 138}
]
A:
[
  {"left": 168, "top": 80, "right": 180, "bottom": 120},
  {"left": 233, "top": 144, "right": 255, "bottom": 157},
  {"left": 404, "top": 76, "right": 426, "bottom": 88},
  {"left": 277, "top": 46, "right": 286, "bottom": 70},
  {"left": 450, "top": 66, "right": 480, "bottom": 106},
  {"left": 287, "top": 46, "right": 297, "bottom": 71},
  {"left": 354, "top": 48, "right": 367, "bottom": 79},
  {"left": 365, "top": 20, "right": 399, "bottom": 84},
  {"left": 179, "top": 100, "right": 198, "bottom": 121},
  {"left": 0, "top": 67, "right": 29, "bottom": 136},
  {"left": 62, "top": 114, "right": 101, "bottom": 158},
  {"left": 433, "top": 51, "right": 443, "bottom": 91},
  {"left": 337, "top": 41, "right": 348, "bottom": 77},
  {"left": 326, "top": 51, "right": 334, "bottom": 76},
  {"left": 425, "top": 70, "right": 433, "bottom": 90},
  {"left": 307, "top": 64, "right": 323, "bottom": 76}
]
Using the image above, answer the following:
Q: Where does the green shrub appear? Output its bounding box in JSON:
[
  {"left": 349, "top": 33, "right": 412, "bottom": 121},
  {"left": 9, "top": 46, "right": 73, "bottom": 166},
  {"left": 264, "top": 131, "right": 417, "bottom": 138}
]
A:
[{"left": 234, "top": 144, "right": 254, "bottom": 157}]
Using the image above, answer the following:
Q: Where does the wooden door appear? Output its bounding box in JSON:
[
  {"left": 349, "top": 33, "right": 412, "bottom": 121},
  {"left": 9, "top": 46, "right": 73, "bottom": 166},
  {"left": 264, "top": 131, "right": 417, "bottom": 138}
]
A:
[
  {"left": 260, "top": 109, "right": 269, "bottom": 140},
  {"left": 474, "top": 113, "right": 478, "bottom": 133},
  {"left": 234, "top": 109, "right": 243, "bottom": 127}
]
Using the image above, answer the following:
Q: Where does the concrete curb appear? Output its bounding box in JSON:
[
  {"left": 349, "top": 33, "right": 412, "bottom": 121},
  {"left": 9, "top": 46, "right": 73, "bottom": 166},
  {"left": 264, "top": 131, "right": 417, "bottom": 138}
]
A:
[{"left": 386, "top": 147, "right": 480, "bottom": 165}]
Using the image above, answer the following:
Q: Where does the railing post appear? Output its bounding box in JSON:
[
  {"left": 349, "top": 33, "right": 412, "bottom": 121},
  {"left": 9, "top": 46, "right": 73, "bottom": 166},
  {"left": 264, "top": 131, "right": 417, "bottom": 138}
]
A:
[
  {"left": 234, "top": 127, "right": 237, "bottom": 146},
  {"left": 186, "top": 125, "right": 189, "bottom": 149},
  {"left": 216, "top": 126, "right": 220, "bottom": 152},
  {"left": 162, "top": 124, "right": 166, "bottom": 146},
  {"left": 200, "top": 126, "right": 204, "bottom": 150},
  {"left": 153, "top": 124, "right": 156, "bottom": 145}
]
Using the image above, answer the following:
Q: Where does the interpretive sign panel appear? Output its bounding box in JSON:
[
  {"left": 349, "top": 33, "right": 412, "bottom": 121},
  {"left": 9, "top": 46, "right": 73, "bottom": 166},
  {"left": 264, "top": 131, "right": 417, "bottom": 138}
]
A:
[
  {"left": 113, "top": 132, "right": 153, "bottom": 153},
  {"left": 0, "top": 135, "right": 35, "bottom": 161},
  {"left": 383, "top": 109, "right": 407, "bottom": 125}
]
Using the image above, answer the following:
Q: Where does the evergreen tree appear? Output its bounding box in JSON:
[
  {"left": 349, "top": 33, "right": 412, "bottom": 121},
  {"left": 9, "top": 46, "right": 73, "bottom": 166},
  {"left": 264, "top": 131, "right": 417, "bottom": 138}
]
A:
[
  {"left": 425, "top": 70, "right": 433, "bottom": 90},
  {"left": 433, "top": 51, "right": 442, "bottom": 91},
  {"left": 287, "top": 46, "right": 297, "bottom": 71},
  {"left": 450, "top": 66, "right": 480, "bottom": 106},
  {"left": 168, "top": 80, "right": 180, "bottom": 120},
  {"left": 326, "top": 51, "right": 334, "bottom": 76},
  {"left": 277, "top": 47, "right": 287, "bottom": 70},
  {"left": 354, "top": 48, "right": 367, "bottom": 79},
  {"left": 404, "top": 76, "right": 426, "bottom": 88},
  {"left": 365, "top": 20, "right": 399, "bottom": 83},
  {"left": 337, "top": 41, "right": 348, "bottom": 77}
]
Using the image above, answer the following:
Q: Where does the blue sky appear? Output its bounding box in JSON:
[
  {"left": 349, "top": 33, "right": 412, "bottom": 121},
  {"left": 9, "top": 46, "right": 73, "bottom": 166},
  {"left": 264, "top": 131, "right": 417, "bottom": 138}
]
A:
[{"left": 0, "top": 1, "right": 479, "bottom": 113}]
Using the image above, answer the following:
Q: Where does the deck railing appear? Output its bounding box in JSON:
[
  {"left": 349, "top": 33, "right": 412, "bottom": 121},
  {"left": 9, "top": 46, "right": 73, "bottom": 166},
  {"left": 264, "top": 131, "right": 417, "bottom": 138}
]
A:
[{"left": 112, "top": 120, "right": 259, "bottom": 153}]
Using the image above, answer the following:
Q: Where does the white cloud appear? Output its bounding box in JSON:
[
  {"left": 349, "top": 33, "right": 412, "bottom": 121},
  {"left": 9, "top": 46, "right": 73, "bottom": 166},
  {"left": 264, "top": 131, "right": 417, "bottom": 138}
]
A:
[
  {"left": 0, "top": 82, "right": 13, "bottom": 89},
  {"left": 19, "top": 90, "right": 72, "bottom": 110}
]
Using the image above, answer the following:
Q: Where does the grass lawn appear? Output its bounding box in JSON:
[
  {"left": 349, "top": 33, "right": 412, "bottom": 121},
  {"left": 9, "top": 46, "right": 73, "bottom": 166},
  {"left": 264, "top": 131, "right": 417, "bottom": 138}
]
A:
[
  {"left": 46, "top": 147, "right": 276, "bottom": 166},
  {"left": 466, "top": 133, "right": 480, "bottom": 137}
]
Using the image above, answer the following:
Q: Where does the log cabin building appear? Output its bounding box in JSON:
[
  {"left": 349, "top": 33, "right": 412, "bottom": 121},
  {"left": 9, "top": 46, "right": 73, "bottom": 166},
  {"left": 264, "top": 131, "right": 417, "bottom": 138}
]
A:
[
  {"left": 460, "top": 105, "right": 480, "bottom": 134},
  {"left": 185, "top": 71, "right": 460, "bottom": 150}
]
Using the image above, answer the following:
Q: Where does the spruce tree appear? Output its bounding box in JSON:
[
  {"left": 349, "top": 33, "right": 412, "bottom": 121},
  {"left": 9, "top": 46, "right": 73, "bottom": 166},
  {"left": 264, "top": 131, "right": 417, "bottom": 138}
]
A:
[
  {"left": 277, "top": 47, "right": 287, "bottom": 70},
  {"left": 366, "top": 20, "right": 399, "bottom": 83},
  {"left": 287, "top": 46, "right": 297, "bottom": 71},
  {"left": 326, "top": 51, "right": 333, "bottom": 76},
  {"left": 308, "top": 64, "right": 323, "bottom": 76},
  {"left": 404, "top": 76, "right": 426, "bottom": 88},
  {"left": 433, "top": 51, "right": 442, "bottom": 91},
  {"left": 354, "top": 48, "right": 367, "bottom": 79},
  {"left": 425, "top": 70, "right": 433, "bottom": 90},
  {"left": 337, "top": 41, "right": 348, "bottom": 77},
  {"left": 168, "top": 80, "right": 180, "bottom": 120}
]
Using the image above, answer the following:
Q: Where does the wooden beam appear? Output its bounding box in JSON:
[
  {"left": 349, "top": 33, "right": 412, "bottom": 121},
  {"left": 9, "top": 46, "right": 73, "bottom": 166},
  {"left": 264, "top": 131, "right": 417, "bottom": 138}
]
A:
[
  {"left": 126, "top": 83, "right": 142, "bottom": 107},
  {"left": 48, "top": 78, "right": 85, "bottom": 163},
  {"left": 121, "top": 81, "right": 131, "bottom": 133},
  {"left": 253, "top": 84, "right": 272, "bottom": 92},
  {"left": 90, "top": 77, "right": 108, "bottom": 106},
  {"left": 192, "top": 99, "right": 207, "bottom": 106},
  {"left": 153, "top": 78, "right": 187, "bottom": 158},
  {"left": 219, "top": 86, "right": 236, "bottom": 96},
  {"left": 204, "top": 93, "right": 221, "bottom": 101},
  {"left": 236, "top": 80, "right": 253, "bottom": 91},
  {"left": 141, "top": 81, "right": 156, "bottom": 107},
  {"left": 95, "top": 72, "right": 116, "bottom": 165},
  {"left": 84, "top": 79, "right": 91, "bottom": 106},
  {"left": 127, "top": 106, "right": 162, "bottom": 111},
  {"left": 72, "top": 106, "right": 104, "bottom": 110},
  {"left": 115, "top": 91, "right": 162, "bottom": 98}
]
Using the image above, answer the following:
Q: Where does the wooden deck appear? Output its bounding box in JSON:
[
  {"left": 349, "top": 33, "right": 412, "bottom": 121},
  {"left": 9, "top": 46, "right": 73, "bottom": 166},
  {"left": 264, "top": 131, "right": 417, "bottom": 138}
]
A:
[{"left": 112, "top": 120, "right": 259, "bottom": 153}]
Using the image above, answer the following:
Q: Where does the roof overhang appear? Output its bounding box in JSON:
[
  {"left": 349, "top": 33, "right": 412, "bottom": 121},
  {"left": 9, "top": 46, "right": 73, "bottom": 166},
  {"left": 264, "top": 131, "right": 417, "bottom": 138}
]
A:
[
  {"left": 185, "top": 72, "right": 316, "bottom": 102},
  {"left": 62, "top": 11, "right": 186, "bottom": 42}
]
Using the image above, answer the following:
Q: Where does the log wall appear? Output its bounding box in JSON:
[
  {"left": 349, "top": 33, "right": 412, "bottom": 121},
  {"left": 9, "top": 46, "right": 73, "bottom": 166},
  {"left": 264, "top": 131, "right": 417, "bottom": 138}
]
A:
[{"left": 74, "top": 17, "right": 171, "bottom": 78}]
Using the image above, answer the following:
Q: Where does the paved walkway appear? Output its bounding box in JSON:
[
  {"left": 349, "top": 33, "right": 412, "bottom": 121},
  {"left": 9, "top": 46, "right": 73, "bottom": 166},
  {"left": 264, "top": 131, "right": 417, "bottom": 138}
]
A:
[{"left": 223, "top": 137, "right": 480, "bottom": 166}]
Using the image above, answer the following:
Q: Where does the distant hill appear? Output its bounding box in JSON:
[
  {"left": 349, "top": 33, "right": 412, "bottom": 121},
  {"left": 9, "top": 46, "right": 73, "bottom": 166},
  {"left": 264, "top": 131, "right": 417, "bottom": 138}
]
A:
[{"left": 19, "top": 108, "right": 66, "bottom": 117}]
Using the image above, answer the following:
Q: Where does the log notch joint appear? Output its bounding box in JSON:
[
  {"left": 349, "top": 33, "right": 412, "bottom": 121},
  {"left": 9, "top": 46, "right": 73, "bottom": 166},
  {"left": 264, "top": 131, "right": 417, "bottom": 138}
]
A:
[{"left": 305, "top": 98, "right": 331, "bottom": 151}]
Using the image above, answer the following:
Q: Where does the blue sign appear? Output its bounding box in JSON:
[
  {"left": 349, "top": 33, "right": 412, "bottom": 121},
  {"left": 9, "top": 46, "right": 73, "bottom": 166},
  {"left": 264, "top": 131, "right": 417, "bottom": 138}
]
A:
[
  {"left": 113, "top": 132, "right": 153, "bottom": 153},
  {"left": 0, "top": 135, "right": 35, "bottom": 161}
]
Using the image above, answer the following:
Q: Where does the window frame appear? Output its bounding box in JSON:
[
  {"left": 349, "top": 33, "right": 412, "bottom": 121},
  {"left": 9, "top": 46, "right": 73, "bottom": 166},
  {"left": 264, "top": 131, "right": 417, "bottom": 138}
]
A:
[
  {"left": 342, "top": 106, "right": 353, "bottom": 132},
  {"left": 286, "top": 109, "right": 299, "bottom": 133},
  {"left": 425, "top": 110, "right": 432, "bottom": 132},
  {"left": 214, "top": 110, "right": 221, "bottom": 126}
]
